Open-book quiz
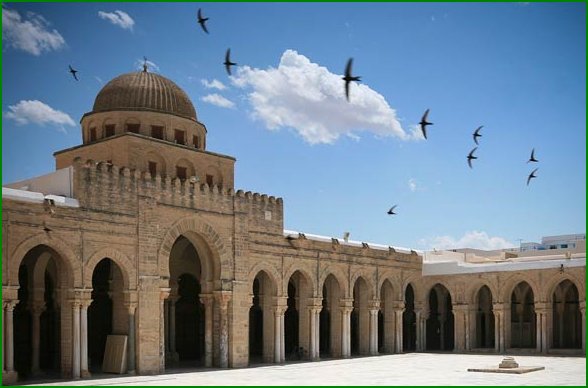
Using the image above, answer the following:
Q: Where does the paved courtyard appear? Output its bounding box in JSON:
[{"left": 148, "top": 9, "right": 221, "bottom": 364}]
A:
[{"left": 26, "top": 353, "right": 585, "bottom": 386}]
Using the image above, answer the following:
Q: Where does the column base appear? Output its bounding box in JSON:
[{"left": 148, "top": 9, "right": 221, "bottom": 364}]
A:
[
  {"left": 127, "top": 369, "right": 136, "bottom": 376},
  {"left": 81, "top": 369, "right": 92, "bottom": 378},
  {"left": 2, "top": 370, "right": 18, "bottom": 385}
]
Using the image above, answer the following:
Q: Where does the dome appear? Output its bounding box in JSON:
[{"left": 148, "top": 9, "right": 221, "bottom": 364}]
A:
[{"left": 92, "top": 71, "right": 197, "bottom": 121}]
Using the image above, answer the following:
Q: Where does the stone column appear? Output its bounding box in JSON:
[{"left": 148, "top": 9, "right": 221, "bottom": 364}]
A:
[
  {"left": 126, "top": 302, "right": 137, "bottom": 374},
  {"left": 169, "top": 297, "right": 178, "bottom": 361},
  {"left": 199, "top": 294, "right": 214, "bottom": 367},
  {"left": 493, "top": 303, "right": 506, "bottom": 353},
  {"left": 393, "top": 301, "right": 405, "bottom": 353},
  {"left": 580, "top": 301, "right": 586, "bottom": 353},
  {"left": 159, "top": 288, "right": 170, "bottom": 373},
  {"left": 307, "top": 299, "right": 322, "bottom": 361},
  {"left": 30, "top": 303, "right": 46, "bottom": 375},
  {"left": 80, "top": 299, "right": 92, "bottom": 378},
  {"left": 368, "top": 300, "right": 380, "bottom": 356},
  {"left": 414, "top": 308, "right": 423, "bottom": 351},
  {"left": 340, "top": 298, "right": 353, "bottom": 358},
  {"left": 72, "top": 301, "right": 81, "bottom": 379},
  {"left": 215, "top": 291, "right": 231, "bottom": 368},
  {"left": 4, "top": 301, "right": 17, "bottom": 374},
  {"left": 534, "top": 303, "right": 549, "bottom": 353},
  {"left": 314, "top": 309, "right": 320, "bottom": 359},
  {"left": 452, "top": 304, "right": 467, "bottom": 352}
]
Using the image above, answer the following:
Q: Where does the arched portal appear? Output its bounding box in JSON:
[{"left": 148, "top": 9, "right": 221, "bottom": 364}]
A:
[
  {"left": 167, "top": 236, "right": 206, "bottom": 366},
  {"left": 320, "top": 274, "right": 341, "bottom": 358},
  {"left": 248, "top": 270, "right": 277, "bottom": 364},
  {"left": 351, "top": 277, "right": 369, "bottom": 356},
  {"left": 379, "top": 280, "right": 394, "bottom": 353},
  {"left": 284, "top": 271, "right": 312, "bottom": 361},
  {"left": 403, "top": 284, "right": 417, "bottom": 352},
  {"left": 552, "top": 280, "right": 581, "bottom": 349},
  {"left": 87, "top": 258, "right": 127, "bottom": 372},
  {"left": 475, "top": 286, "right": 494, "bottom": 348},
  {"left": 510, "top": 281, "right": 536, "bottom": 348},
  {"left": 175, "top": 274, "right": 204, "bottom": 361},
  {"left": 426, "top": 284, "right": 454, "bottom": 351},
  {"left": 13, "top": 246, "right": 68, "bottom": 380},
  {"left": 284, "top": 281, "right": 300, "bottom": 359}
]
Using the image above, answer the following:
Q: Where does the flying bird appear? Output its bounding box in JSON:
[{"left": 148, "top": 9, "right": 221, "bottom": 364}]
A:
[
  {"left": 387, "top": 205, "right": 398, "bottom": 216},
  {"left": 467, "top": 147, "right": 478, "bottom": 168},
  {"left": 68, "top": 65, "right": 78, "bottom": 81},
  {"left": 342, "top": 58, "right": 361, "bottom": 102},
  {"left": 527, "top": 168, "right": 538, "bottom": 186},
  {"left": 473, "top": 126, "right": 483, "bottom": 145},
  {"left": 527, "top": 148, "right": 538, "bottom": 163},
  {"left": 223, "top": 49, "right": 237, "bottom": 75},
  {"left": 197, "top": 8, "right": 209, "bottom": 34},
  {"left": 419, "top": 109, "right": 433, "bottom": 139}
]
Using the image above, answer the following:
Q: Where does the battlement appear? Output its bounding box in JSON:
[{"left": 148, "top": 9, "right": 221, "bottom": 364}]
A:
[{"left": 72, "top": 157, "right": 283, "bottom": 222}]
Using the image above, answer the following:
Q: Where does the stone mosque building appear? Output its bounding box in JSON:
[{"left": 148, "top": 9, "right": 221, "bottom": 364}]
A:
[{"left": 2, "top": 69, "right": 585, "bottom": 384}]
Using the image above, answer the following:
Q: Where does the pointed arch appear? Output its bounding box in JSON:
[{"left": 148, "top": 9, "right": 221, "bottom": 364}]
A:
[
  {"left": 9, "top": 233, "right": 80, "bottom": 287},
  {"left": 84, "top": 247, "right": 136, "bottom": 290}
]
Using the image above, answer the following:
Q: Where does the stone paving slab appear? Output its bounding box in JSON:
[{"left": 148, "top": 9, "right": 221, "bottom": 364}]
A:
[{"left": 24, "top": 353, "right": 586, "bottom": 386}]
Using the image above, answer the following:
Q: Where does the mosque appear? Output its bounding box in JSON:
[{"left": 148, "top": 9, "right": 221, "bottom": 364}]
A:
[{"left": 2, "top": 69, "right": 585, "bottom": 384}]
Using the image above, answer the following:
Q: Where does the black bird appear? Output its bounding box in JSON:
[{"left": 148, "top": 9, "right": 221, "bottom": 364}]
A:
[
  {"left": 467, "top": 147, "right": 478, "bottom": 168},
  {"left": 527, "top": 168, "right": 538, "bottom": 186},
  {"left": 197, "top": 8, "right": 209, "bottom": 34},
  {"left": 387, "top": 205, "right": 398, "bottom": 216},
  {"left": 527, "top": 148, "right": 538, "bottom": 163},
  {"left": 68, "top": 65, "right": 78, "bottom": 81},
  {"left": 342, "top": 58, "right": 361, "bottom": 102},
  {"left": 223, "top": 49, "right": 237, "bottom": 75},
  {"left": 419, "top": 109, "right": 433, "bottom": 139},
  {"left": 473, "top": 126, "right": 483, "bottom": 145}
]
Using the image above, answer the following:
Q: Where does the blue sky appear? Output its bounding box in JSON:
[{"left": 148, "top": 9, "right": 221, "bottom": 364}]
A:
[{"left": 2, "top": 2, "right": 586, "bottom": 250}]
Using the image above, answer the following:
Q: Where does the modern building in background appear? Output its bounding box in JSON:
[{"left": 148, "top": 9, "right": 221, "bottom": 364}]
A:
[{"left": 2, "top": 70, "right": 585, "bottom": 385}]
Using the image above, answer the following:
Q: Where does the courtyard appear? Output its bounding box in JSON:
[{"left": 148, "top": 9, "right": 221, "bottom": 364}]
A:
[{"left": 26, "top": 353, "right": 586, "bottom": 386}]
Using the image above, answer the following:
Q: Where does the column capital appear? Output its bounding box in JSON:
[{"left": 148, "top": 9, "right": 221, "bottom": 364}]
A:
[
  {"left": 452, "top": 304, "right": 470, "bottom": 312},
  {"left": 2, "top": 285, "right": 20, "bottom": 301},
  {"left": 3, "top": 299, "right": 18, "bottom": 311},
  {"left": 579, "top": 300, "right": 586, "bottom": 312},
  {"left": 160, "top": 287, "right": 171, "bottom": 300},
  {"left": 534, "top": 301, "right": 550, "bottom": 312},
  {"left": 124, "top": 301, "right": 138, "bottom": 314},
  {"left": 273, "top": 296, "right": 288, "bottom": 307},
  {"left": 30, "top": 301, "right": 46, "bottom": 315},
  {"left": 368, "top": 299, "right": 381, "bottom": 311},
  {"left": 339, "top": 298, "right": 354, "bottom": 309},
  {"left": 492, "top": 302, "right": 509, "bottom": 312},
  {"left": 199, "top": 293, "right": 214, "bottom": 306},
  {"left": 214, "top": 290, "right": 232, "bottom": 310},
  {"left": 392, "top": 300, "right": 405, "bottom": 310}
]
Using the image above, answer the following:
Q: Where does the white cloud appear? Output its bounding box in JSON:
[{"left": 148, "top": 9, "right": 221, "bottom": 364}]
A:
[
  {"left": 201, "top": 94, "right": 235, "bottom": 109},
  {"left": 4, "top": 100, "right": 75, "bottom": 132},
  {"left": 408, "top": 178, "right": 418, "bottom": 192},
  {"left": 2, "top": 7, "right": 66, "bottom": 56},
  {"left": 231, "top": 49, "right": 414, "bottom": 144},
  {"left": 134, "top": 58, "right": 159, "bottom": 72},
  {"left": 422, "top": 231, "right": 515, "bottom": 251},
  {"left": 201, "top": 79, "right": 227, "bottom": 91},
  {"left": 98, "top": 10, "right": 134, "bottom": 31}
]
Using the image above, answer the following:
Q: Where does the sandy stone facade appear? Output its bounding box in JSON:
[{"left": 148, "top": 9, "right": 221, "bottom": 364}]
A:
[{"left": 2, "top": 71, "right": 585, "bottom": 385}]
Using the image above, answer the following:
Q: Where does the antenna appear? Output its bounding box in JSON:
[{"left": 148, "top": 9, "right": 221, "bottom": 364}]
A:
[{"left": 143, "top": 56, "right": 148, "bottom": 72}]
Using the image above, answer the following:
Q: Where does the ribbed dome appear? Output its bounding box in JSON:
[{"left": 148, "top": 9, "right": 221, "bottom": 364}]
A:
[{"left": 92, "top": 71, "right": 197, "bottom": 120}]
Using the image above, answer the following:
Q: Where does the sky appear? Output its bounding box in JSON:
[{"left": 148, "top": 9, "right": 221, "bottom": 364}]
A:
[{"left": 2, "top": 2, "right": 586, "bottom": 251}]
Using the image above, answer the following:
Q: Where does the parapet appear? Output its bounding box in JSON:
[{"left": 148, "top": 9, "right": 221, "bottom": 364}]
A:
[{"left": 72, "top": 157, "right": 283, "bottom": 220}]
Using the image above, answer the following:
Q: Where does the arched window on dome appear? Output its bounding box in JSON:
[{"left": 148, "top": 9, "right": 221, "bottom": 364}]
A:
[
  {"left": 103, "top": 119, "right": 116, "bottom": 138},
  {"left": 125, "top": 118, "right": 140, "bottom": 134},
  {"left": 151, "top": 125, "right": 165, "bottom": 140}
]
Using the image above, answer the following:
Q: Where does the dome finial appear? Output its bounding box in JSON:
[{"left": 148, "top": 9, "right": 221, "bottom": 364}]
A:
[{"left": 143, "top": 56, "right": 148, "bottom": 73}]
